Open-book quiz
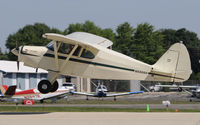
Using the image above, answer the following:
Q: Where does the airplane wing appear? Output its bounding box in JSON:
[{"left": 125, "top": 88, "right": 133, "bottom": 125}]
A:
[
  {"left": 43, "top": 32, "right": 113, "bottom": 48},
  {"left": 155, "top": 85, "right": 197, "bottom": 89},
  {"left": 106, "top": 91, "right": 144, "bottom": 97},
  {"left": 40, "top": 91, "right": 69, "bottom": 101},
  {"left": 43, "top": 33, "right": 101, "bottom": 51},
  {"left": 70, "top": 90, "right": 94, "bottom": 96},
  {"left": 66, "top": 32, "right": 113, "bottom": 48}
]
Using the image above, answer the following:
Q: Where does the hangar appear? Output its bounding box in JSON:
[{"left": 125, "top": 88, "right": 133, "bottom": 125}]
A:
[{"left": 0, "top": 60, "right": 63, "bottom": 90}]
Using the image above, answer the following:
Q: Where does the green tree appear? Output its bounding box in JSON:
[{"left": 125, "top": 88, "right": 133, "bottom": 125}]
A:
[
  {"left": 0, "top": 47, "right": 2, "bottom": 55},
  {"left": 115, "top": 22, "right": 164, "bottom": 64},
  {"left": 0, "top": 48, "right": 9, "bottom": 60},
  {"left": 131, "top": 23, "right": 164, "bottom": 64},
  {"left": 196, "top": 72, "right": 200, "bottom": 80},
  {"left": 114, "top": 22, "right": 135, "bottom": 56}
]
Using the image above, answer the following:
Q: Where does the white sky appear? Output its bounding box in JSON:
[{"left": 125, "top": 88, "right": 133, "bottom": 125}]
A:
[{"left": 0, "top": 0, "right": 200, "bottom": 52}]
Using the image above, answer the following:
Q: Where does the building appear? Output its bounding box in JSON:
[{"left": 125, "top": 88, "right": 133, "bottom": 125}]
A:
[{"left": 0, "top": 60, "right": 63, "bottom": 90}]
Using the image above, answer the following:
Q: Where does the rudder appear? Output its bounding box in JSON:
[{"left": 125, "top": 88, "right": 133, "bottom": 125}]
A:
[{"left": 151, "top": 42, "right": 192, "bottom": 82}]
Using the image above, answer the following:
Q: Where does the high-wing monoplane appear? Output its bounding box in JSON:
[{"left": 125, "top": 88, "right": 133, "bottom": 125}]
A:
[{"left": 12, "top": 32, "right": 192, "bottom": 94}]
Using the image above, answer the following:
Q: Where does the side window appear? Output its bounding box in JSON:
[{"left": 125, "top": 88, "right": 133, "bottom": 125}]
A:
[
  {"left": 46, "top": 41, "right": 54, "bottom": 51},
  {"left": 73, "top": 46, "right": 82, "bottom": 56},
  {"left": 58, "top": 43, "right": 74, "bottom": 54},
  {"left": 81, "top": 49, "right": 95, "bottom": 59}
]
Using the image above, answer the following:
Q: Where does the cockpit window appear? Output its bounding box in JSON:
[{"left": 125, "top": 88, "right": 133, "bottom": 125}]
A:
[
  {"left": 46, "top": 42, "right": 94, "bottom": 59},
  {"left": 81, "top": 49, "right": 95, "bottom": 59},
  {"left": 58, "top": 43, "right": 74, "bottom": 54},
  {"left": 46, "top": 41, "right": 54, "bottom": 51},
  {"left": 73, "top": 46, "right": 82, "bottom": 56}
]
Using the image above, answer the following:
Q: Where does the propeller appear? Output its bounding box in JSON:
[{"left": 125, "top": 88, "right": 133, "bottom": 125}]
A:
[
  {"left": 15, "top": 41, "right": 20, "bottom": 70},
  {"left": 36, "top": 68, "right": 38, "bottom": 73},
  {"left": 11, "top": 41, "right": 20, "bottom": 70}
]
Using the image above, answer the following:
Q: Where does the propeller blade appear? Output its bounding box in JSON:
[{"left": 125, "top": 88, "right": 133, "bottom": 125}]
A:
[
  {"left": 17, "top": 61, "right": 19, "bottom": 70},
  {"left": 16, "top": 41, "right": 20, "bottom": 71},
  {"left": 36, "top": 68, "right": 38, "bottom": 73},
  {"left": 16, "top": 41, "right": 19, "bottom": 50}
]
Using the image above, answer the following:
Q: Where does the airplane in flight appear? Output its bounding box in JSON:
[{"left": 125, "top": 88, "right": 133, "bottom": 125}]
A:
[
  {"left": 11, "top": 32, "right": 192, "bottom": 94},
  {"left": 70, "top": 81, "right": 144, "bottom": 101},
  {"left": 0, "top": 84, "right": 72, "bottom": 104}
]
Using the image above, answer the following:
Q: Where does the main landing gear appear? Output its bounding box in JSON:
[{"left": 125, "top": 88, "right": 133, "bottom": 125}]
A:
[{"left": 38, "top": 80, "right": 59, "bottom": 94}]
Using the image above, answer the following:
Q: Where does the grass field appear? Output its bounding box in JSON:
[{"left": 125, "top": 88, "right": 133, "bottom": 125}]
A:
[
  {"left": 0, "top": 106, "right": 200, "bottom": 112},
  {"left": 1, "top": 99, "right": 200, "bottom": 105}
]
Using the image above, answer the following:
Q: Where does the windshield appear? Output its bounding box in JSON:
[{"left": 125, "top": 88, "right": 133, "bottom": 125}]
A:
[
  {"left": 46, "top": 41, "right": 54, "bottom": 51},
  {"left": 46, "top": 42, "right": 95, "bottom": 59}
]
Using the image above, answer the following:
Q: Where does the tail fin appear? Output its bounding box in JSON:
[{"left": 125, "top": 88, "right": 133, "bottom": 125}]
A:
[
  {"left": 0, "top": 85, "right": 17, "bottom": 96},
  {"left": 151, "top": 42, "right": 192, "bottom": 82}
]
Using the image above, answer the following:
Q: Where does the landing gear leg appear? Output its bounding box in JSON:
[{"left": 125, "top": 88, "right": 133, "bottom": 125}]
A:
[{"left": 86, "top": 96, "right": 89, "bottom": 100}]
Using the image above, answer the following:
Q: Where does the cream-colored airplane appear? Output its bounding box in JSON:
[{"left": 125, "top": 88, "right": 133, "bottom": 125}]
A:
[{"left": 12, "top": 32, "right": 192, "bottom": 94}]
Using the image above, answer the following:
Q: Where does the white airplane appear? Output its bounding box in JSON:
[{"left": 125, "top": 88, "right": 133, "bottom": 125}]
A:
[
  {"left": 11, "top": 32, "right": 192, "bottom": 94},
  {"left": 154, "top": 84, "right": 200, "bottom": 101},
  {"left": 70, "top": 81, "right": 144, "bottom": 101},
  {"left": 0, "top": 84, "right": 72, "bottom": 104}
]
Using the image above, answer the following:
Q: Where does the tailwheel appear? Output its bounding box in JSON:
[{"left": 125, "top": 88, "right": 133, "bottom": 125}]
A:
[
  {"left": 38, "top": 80, "right": 51, "bottom": 94},
  {"left": 50, "top": 81, "right": 59, "bottom": 92}
]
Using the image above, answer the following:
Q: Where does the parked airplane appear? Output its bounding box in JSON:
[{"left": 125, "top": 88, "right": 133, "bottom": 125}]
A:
[
  {"left": 149, "top": 83, "right": 162, "bottom": 92},
  {"left": 11, "top": 32, "right": 192, "bottom": 94},
  {"left": 70, "top": 82, "right": 144, "bottom": 101},
  {"left": 153, "top": 84, "right": 200, "bottom": 101},
  {"left": 0, "top": 84, "right": 72, "bottom": 104}
]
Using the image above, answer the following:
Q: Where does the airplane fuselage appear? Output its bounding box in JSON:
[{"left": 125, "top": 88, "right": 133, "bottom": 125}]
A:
[{"left": 19, "top": 45, "right": 174, "bottom": 82}]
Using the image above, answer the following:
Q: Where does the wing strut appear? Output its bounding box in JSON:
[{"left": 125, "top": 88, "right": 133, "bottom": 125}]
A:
[
  {"left": 48, "top": 42, "right": 78, "bottom": 84},
  {"left": 53, "top": 41, "right": 59, "bottom": 71},
  {"left": 59, "top": 44, "right": 78, "bottom": 71}
]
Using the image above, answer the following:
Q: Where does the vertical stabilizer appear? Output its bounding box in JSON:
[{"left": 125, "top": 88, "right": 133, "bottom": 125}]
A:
[{"left": 151, "top": 42, "right": 192, "bottom": 82}]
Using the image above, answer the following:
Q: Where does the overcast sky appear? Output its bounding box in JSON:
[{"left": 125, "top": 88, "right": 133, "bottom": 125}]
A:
[{"left": 0, "top": 0, "right": 200, "bottom": 52}]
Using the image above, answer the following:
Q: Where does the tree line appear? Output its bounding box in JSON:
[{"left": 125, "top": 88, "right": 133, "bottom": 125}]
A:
[{"left": 1, "top": 21, "right": 200, "bottom": 80}]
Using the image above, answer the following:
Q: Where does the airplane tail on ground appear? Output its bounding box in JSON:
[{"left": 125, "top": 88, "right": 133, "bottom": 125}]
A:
[
  {"left": 0, "top": 85, "right": 17, "bottom": 96},
  {"left": 148, "top": 42, "right": 192, "bottom": 82}
]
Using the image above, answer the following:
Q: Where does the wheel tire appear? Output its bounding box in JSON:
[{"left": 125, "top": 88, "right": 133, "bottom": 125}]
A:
[
  {"left": 38, "top": 80, "right": 51, "bottom": 94},
  {"left": 178, "top": 87, "right": 183, "bottom": 92},
  {"left": 50, "top": 81, "right": 59, "bottom": 92}
]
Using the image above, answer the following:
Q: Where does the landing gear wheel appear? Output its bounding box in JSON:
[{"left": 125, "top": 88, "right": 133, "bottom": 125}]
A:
[
  {"left": 178, "top": 87, "right": 183, "bottom": 92},
  {"left": 50, "top": 81, "right": 59, "bottom": 92},
  {"left": 38, "top": 80, "right": 51, "bottom": 94}
]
